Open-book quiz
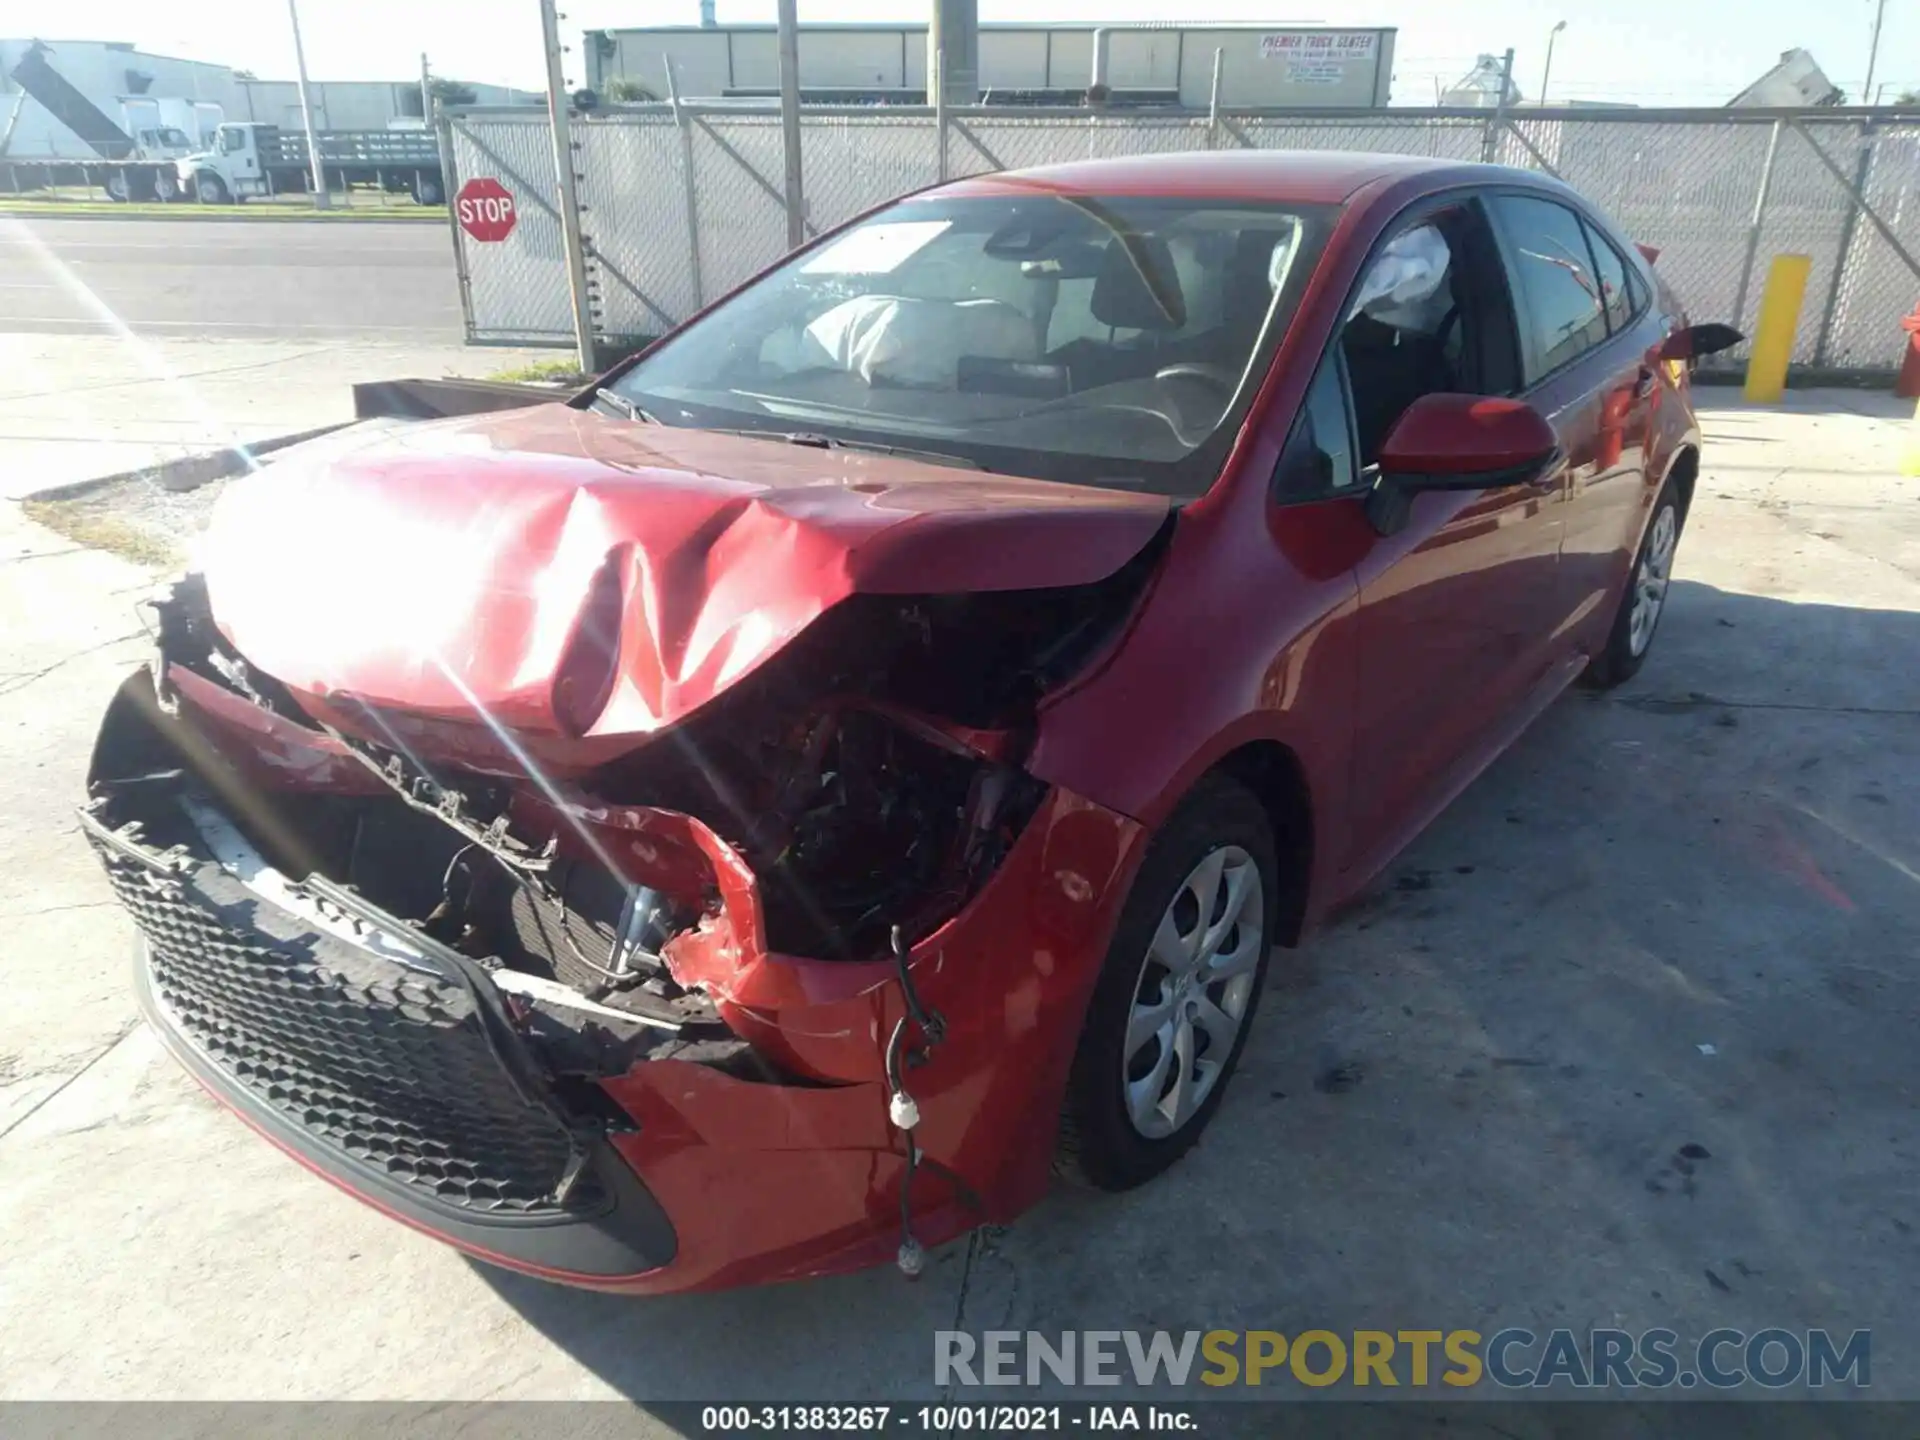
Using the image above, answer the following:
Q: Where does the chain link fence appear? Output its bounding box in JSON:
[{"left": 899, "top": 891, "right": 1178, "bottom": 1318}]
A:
[{"left": 445, "top": 103, "right": 1920, "bottom": 376}]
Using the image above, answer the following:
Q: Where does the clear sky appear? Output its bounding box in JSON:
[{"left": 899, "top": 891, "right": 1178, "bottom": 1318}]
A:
[{"left": 4, "top": 0, "right": 1914, "bottom": 107}]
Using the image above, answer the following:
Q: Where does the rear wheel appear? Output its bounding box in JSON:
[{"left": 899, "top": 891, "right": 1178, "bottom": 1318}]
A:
[
  {"left": 1056, "top": 775, "right": 1278, "bottom": 1190},
  {"left": 413, "top": 173, "right": 444, "bottom": 205},
  {"left": 1584, "top": 478, "right": 1683, "bottom": 689}
]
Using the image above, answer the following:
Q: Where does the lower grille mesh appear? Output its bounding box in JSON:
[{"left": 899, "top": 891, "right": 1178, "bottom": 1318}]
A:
[{"left": 89, "top": 829, "right": 589, "bottom": 1217}]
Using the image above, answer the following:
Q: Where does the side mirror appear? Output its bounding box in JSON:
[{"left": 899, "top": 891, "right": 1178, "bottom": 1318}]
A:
[
  {"left": 1658, "top": 322, "right": 1744, "bottom": 362},
  {"left": 1365, "top": 393, "right": 1561, "bottom": 536}
]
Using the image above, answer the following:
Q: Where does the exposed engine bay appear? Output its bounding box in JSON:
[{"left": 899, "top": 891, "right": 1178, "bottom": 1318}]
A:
[{"left": 89, "top": 522, "right": 1168, "bottom": 1094}]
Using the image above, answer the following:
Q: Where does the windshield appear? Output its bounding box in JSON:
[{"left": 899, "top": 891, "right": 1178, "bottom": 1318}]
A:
[{"left": 607, "top": 192, "right": 1334, "bottom": 496}]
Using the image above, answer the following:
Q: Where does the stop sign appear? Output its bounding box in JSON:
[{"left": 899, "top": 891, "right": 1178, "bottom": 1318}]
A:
[{"left": 455, "top": 177, "right": 517, "bottom": 243}]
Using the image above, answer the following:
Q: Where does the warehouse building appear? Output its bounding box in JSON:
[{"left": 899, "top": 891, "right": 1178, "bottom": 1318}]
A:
[{"left": 586, "top": 21, "right": 1397, "bottom": 110}]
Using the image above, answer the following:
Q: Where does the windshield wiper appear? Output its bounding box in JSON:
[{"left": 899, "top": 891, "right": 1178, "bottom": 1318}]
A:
[
  {"left": 706, "top": 428, "right": 984, "bottom": 472},
  {"left": 590, "top": 387, "right": 655, "bottom": 423}
]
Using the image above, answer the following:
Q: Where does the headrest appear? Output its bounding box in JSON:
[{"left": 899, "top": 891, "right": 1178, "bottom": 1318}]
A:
[{"left": 1091, "top": 234, "right": 1187, "bottom": 331}]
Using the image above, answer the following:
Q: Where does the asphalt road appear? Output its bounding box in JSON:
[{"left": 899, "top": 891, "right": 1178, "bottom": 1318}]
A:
[{"left": 0, "top": 216, "right": 463, "bottom": 340}]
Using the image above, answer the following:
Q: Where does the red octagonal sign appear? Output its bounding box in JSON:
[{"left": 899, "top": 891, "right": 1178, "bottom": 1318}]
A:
[{"left": 456, "top": 177, "right": 517, "bottom": 243}]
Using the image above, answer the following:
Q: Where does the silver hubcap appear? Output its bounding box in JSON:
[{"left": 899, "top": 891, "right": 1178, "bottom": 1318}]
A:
[
  {"left": 1123, "top": 845, "right": 1265, "bottom": 1139},
  {"left": 1628, "top": 504, "right": 1677, "bottom": 657}
]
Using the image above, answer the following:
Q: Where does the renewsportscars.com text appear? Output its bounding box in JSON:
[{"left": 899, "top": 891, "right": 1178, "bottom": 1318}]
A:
[{"left": 934, "top": 1328, "right": 1870, "bottom": 1390}]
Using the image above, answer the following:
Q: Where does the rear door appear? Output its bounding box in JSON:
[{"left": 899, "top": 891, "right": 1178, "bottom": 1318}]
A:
[{"left": 1484, "top": 191, "right": 1650, "bottom": 650}]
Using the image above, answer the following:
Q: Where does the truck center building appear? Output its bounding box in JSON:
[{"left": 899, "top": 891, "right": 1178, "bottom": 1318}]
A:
[{"left": 586, "top": 22, "right": 1397, "bottom": 110}]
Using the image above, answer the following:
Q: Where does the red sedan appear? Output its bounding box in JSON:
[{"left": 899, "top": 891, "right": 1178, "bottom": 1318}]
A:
[{"left": 84, "top": 151, "right": 1738, "bottom": 1293}]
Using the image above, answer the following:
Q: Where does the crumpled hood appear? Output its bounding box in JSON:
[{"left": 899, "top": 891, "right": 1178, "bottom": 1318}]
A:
[{"left": 202, "top": 403, "right": 1169, "bottom": 741}]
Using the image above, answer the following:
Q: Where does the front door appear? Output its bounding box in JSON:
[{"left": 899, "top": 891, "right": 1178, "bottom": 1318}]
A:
[{"left": 1339, "top": 195, "right": 1569, "bottom": 875}]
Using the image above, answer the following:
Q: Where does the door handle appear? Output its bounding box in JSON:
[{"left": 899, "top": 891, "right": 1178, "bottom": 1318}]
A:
[{"left": 1633, "top": 368, "right": 1657, "bottom": 400}]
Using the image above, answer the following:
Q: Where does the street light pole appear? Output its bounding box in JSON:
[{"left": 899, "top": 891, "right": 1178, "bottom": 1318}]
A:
[
  {"left": 1864, "top": 0, "right": 1888, "bottom": 105},
  {"left": 286, "top": 0, "right": 330, "bottom": 209},
  {"left": 1539, "top": 20, "right": 1567, "bottom": 107}
]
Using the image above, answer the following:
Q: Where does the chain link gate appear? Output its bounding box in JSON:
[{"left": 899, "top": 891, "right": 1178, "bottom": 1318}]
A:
[
  {"left": 445, "top": 103, "right": 1920, "bottom": 378},
  {"left": 442, "top": 109, "right": 575, "bottom": 345}
]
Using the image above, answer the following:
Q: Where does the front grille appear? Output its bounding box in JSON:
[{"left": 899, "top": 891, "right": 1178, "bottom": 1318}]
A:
[{"left": 88, "top": 827, "right": 590, "bottom": 1218}]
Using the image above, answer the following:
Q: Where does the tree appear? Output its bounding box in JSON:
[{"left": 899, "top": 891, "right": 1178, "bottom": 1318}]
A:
[
  {"left": 1896, "top": 90, "right": 1920, "bottom": 105},
  {"left": 233, "top": 68, "right": 257, "bottom": 81},
  {"left": 607, "top": 77, "right": 660, "bottom": 103},
  {"left": 428, "top": 78, "right": 478, "bottom": 107}
]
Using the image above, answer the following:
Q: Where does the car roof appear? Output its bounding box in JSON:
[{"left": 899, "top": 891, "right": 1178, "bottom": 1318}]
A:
[{"left": 938, "top": 149, "right": 1496, "bottom": 207}]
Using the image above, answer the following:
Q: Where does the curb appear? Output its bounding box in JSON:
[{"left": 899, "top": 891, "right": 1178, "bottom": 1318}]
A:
[{"left": 22, "top": 423, "right": 353, "bottom": 505}]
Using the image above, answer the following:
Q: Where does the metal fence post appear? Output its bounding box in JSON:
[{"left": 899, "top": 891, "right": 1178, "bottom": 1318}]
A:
[
  {"left": 434, "top": 113, "right": 477, "bottom": 342},
  {"left": 1482, "top": 48, "right": 1515, "bottom": 164},
  {"left": 935, "top": 46, "right": 949, "bottom": 182},
  {"left": 1814, "top": 122, "right": 1876, "bottom": 367},
  {"left": 665, "top": 58, "right": 705, "bottom": 308},
  {"left": 1730, "top": 119, "right": 1784, "bottom": 334},
  {"left": 777, "top": 0, "right": 805, "bottom": 249},
  {"left": 1206, "top": 50, "right": 1223, "bottom": 150},
  {"left": 539, "top": 0, "right": 596, "bottom": 371}
]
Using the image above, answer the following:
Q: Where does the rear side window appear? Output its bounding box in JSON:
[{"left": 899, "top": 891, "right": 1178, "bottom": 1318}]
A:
[
  {"left": 1488, "top": 194, "right": 1609, "bottom": 382},
  {"left": 1583, "top": 219, "right": 1637, "bottom": 334}
]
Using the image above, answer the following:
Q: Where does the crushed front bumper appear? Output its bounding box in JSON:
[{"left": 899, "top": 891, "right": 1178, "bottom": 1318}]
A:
[
  {"left": 87, "top": 810, "right": 680, "bottom": 1282},
  {"left": 85, "top": 667, "right": 1149, "bottom": 1293}
]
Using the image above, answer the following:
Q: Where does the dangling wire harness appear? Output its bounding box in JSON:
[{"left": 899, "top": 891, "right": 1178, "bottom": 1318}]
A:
[{"left": 884, "top": 924, "right": 947, "bottom": 1277}]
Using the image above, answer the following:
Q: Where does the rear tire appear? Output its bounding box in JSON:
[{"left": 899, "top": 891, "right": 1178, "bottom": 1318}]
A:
[
  {"left": 413, "top": 174, "right": 444, "bottom": 205},
  {"left": 1583, "top": 477, "right": 1684, "bottom": 690},
  {"left": 1056, "top": 775, "right": 1279, "bottom": 1191}
]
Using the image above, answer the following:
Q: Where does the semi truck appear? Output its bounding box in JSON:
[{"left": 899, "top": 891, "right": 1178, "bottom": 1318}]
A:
[{"left": 177, "top": 122, "right": 445, "bottom": 205}]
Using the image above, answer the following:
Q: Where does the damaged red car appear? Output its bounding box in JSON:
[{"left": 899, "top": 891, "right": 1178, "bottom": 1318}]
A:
[{"left": 83, "top": 152, "right": 1736, "bottom": 1293}]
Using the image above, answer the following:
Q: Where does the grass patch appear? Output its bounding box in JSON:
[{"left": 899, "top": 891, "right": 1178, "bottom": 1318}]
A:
[
  {"left": 21, "top": 499, "right": 181, "bottom": 569},
  {"left": 488, "top": 359, "right": 591, "bottom": 386}
]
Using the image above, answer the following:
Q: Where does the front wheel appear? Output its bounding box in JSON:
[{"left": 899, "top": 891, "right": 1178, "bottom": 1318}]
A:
[
  {"left": 104, "top": 170, "right": 131, "bottom": 203},
  {"left": 1056, "top": 775, "right": 1278, "bottom": 1191},
  {"left": 1584, "top": 479, "right": 1684, "bottom": 689},
  {"left": 193, "top": 173, "right": 229, "bottom": 205},
  {"left": 152, "top": 171, "right": 180, "bottom": 203}
]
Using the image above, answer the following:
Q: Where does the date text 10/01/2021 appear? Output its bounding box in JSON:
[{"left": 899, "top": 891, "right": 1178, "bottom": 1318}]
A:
[{"left": 700, "top": 1406, "right": 1195, "bottom": 1432}]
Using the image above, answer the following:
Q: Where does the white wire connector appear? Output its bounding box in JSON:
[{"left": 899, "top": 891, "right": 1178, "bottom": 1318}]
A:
[
  {"left": 889, "top": 1089, "right": 921, "bottom": 1130},
  {"left": 897, "top": 1236, "right": 925, "bottom": 1278}
]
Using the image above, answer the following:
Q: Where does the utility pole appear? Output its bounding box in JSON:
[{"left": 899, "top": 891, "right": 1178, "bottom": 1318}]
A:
[
  {"left": 1865, "top": 0, "right": 1888, "bottom": 104},
  {"left": 539, "top": 0, "right": 596, "bottom": 371},
  {"left": 777, "top": 0, "right": 805, "bottom": 249},
  {"left": 286, "top": 0, "right": 329, "bottom": 208},
  {"left": 1539, "top": 21, "right": 1567, "bottom": 107}
]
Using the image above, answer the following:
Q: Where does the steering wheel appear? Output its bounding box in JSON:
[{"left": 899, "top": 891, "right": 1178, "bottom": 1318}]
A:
[{"left": 1155, "top": 362, "right": 1238, "bottom": 394}]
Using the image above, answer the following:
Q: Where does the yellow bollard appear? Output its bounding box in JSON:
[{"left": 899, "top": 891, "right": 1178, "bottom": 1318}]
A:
[
  {"left": 1904, "top": 394, "right": 1920, "bottom": 478},
  {"left": 1743, "top": 253, "right": 1812, "bottom": 403}
]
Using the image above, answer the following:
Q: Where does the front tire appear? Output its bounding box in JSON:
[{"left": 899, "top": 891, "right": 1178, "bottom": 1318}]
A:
[
  {"left": 1584, "top": 478, "right": 1683, "bottom": 690},
  {"left": 1057, "top": 775, "right": 1279, "bottom": 1191},
  {"left": 193, "top": 173, "right": 229, "bottom": 205},
  {"left": 104, "top": 170, "right": 131, "bottom": 203},
  {"left": 152, "top": 170, "right": 180, "bottom": 203}
]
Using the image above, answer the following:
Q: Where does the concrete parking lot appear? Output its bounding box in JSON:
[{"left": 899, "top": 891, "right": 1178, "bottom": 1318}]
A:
[{"left": 1, "top": 331, "right": 1916, "bottom": 1408}]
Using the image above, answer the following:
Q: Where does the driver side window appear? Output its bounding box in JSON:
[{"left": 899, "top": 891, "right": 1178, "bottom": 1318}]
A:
[{"left": 1340, "top": 200, "right": 1522, "bottom": 467}]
